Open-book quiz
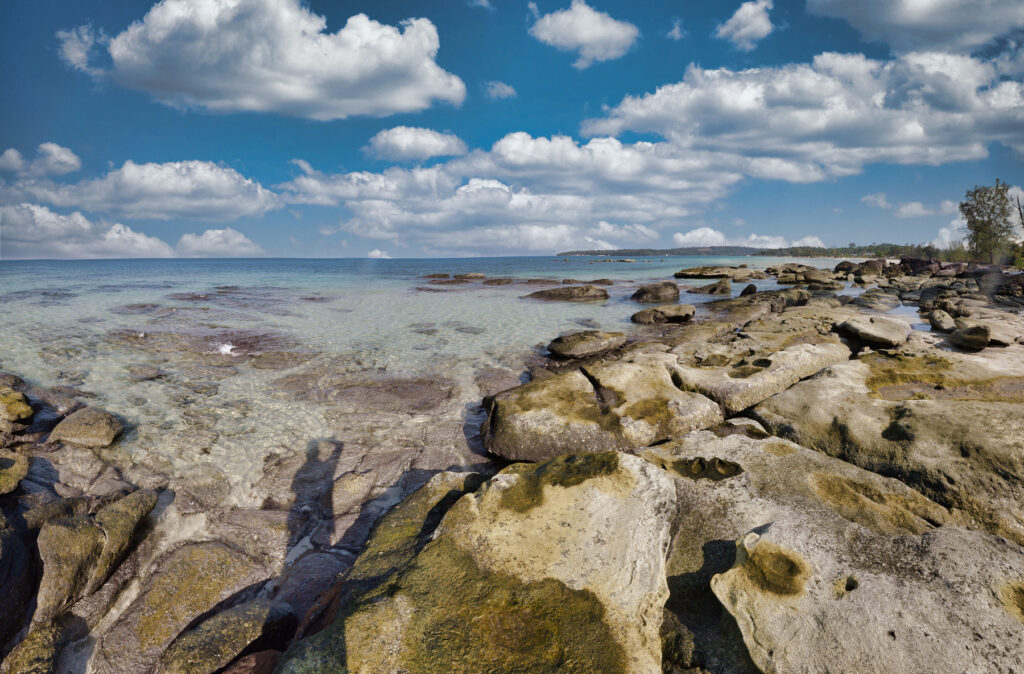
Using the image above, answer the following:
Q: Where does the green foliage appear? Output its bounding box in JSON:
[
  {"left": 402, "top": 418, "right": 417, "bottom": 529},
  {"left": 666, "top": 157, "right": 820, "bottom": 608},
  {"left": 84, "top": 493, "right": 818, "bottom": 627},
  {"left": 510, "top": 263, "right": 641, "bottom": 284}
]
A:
[{"left": 960, "top": 179, "right": 1014, "bottom": 264}]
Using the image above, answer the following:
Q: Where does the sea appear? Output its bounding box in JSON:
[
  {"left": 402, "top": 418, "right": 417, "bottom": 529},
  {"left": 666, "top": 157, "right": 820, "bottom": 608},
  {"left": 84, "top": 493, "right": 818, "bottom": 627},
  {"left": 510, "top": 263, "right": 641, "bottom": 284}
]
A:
[{"left": 0, "top": 254, "right": 856, "bottom": 505}]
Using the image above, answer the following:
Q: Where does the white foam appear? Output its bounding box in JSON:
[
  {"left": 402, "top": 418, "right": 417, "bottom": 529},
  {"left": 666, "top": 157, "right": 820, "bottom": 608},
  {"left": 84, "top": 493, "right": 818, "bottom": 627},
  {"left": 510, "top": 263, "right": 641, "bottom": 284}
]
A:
[{"left": 217, "top": 343, "right": 236, "bottom": 356}]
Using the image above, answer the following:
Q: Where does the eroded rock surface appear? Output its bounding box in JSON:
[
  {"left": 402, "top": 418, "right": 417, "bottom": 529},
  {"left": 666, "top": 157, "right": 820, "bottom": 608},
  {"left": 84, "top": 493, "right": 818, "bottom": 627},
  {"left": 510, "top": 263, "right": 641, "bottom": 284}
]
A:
[{"left": 547, "top": 330, "right": 627, "bottom": 359}]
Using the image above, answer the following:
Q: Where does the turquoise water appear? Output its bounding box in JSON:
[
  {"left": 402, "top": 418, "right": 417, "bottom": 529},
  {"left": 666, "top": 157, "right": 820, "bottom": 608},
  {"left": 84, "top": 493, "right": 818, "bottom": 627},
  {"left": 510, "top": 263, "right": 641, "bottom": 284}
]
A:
[{"left": 0, "top": 255, "right": 848, "bottom": 504}]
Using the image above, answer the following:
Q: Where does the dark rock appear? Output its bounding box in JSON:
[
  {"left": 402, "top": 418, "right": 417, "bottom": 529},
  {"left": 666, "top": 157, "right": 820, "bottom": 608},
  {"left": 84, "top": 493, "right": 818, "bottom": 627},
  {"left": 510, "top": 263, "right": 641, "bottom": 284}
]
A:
[
  {"left": 740, "top": 284, "right": 757, "bottom": 296},
  {"left": 950, "top": 324, "right": 991, "bottom": 350},
  {"left": 547, "top": 331, "right": 627, "bottom": 359},
  {"left": 524, "top": 285, "right": 609, "bottom": 302},
  {"left": 687, "top": 279, "right": 731, "bottom": 295},
  {"left": 630, "top": 281, "right": 680, "bottom": 303},
  {"left": 0, "top": 523, "right": 35, "bottom": 649},
  {"left": 0, "top": 623, "right": 62, "bottom": 674},
  {"left": 631, "top": 305, "right": 697, "bottom": 324}
]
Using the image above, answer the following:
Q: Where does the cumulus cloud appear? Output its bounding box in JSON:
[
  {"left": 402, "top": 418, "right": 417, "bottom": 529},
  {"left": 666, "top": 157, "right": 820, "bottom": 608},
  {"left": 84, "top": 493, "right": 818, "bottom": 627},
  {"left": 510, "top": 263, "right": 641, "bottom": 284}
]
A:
[
  {"left": 583, "top": 51, "right": 1024, "bottom": 178},
  {"left": 863, "top": 193, "right": 961, "bottom": 218},
  {"left": 0, "top": 143, "right": 82, "bottom": 177},
  {"left": 6, "top": 160, "right": 280, "bottom": 221},
  {"left": 806, "top": 0, "right": 1024, "bottom": 54},
  {"left": 56, "top": 24, "right": 106, "bottom": 77},
  {"left": 715, "top": 0, "right": 774, "bottom": 52},
  {"left": 932, "top": 216, "right": 968, "bottom": 249},
  {"left": 0, "top": 203, "right": 175, "bottom": 259},
  {"left": 861, "top": 192, "right": 892, "bottom": 209},
  {"left": 672, "top": 226, "right": 823, "bottom": 248},
  {"left": 365, "top": 127, "right": 468, "bottom": 161},
  {"left": 668, "top": 19, "right": 687, "bottom": 41},
  {"left": 176, "top": 227, "right": 264, "bottom": 257},
  {"left": 58, "top": 0, "right": 465, "bottom": 120},
  {"left": 484, "top": 81, "right": 517, "bottom": 100},
  {"left": 529, "top": 0, "right": 640, "bottom": 69},
  {"left": 367, "top": 249, "right": 392, "bottom": 258}
]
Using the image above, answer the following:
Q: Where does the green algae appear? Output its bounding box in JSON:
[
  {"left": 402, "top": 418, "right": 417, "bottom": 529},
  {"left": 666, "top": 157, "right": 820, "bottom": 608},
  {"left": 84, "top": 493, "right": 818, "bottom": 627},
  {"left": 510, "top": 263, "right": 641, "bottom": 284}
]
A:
[
  {"left": 862, "top": 352, "right": 1024, "bottom": 403},
  {"left": 742, "top": 541, "right": 810, "bottom": 597},
  {"left": 498, "top": 452, "right": 619, "bottom": 513},
  {"left": 668, "top": 457, "right": 743, "bottom": 482}
]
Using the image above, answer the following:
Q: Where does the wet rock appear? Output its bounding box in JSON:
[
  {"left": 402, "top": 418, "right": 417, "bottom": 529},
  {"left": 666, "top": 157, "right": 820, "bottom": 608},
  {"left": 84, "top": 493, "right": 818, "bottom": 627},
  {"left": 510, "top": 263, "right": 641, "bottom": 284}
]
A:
[
  {"left": 740, "top": 283, "right": 757, "bottom": 296},
  {"left": 642, "top": 427, "right": 1024, "bottom": 674},
  {"left": 631, "top": 304, "right": 696, "bottom": 324},
  {"left": 853, "top": 288, "right": 901, "bottom": 311},
  {"left": 673, "top": 342, "right": 851, "bottom": 415},
  {"left": 87, "top": 489, "right": 159, "bottom": 593},
  {"left": 0, "top": 449, "right": 28, "bottom": 495},
  {"left": 221, "top": 651, "right": 282, "bottom": 674},
  {"left": 929, "top": 309, "right": 956, "bottom": 332},
  {"left": 33, "top": 515, "right": 105, "bottom": 622},
  {"left": 754, "top": 337, "right": 1024, "bottom": 545},
  {"left": 421, "top": 273, "right": 449, "bottom": 279},
  {"left": 0, "top": 387, "right": 33, "bottom": 433},
  {"left": 547, "top": 330, "right": 627, "bottom": 359},
  {"left": 249, "top": 352, "right": 315, "bottom": 371},
  {"left": 209, "top": 509, "right": 298, "bottom": 572},
  {"left": 631, "top": 281, "right": 680, "bottom": 303},
  {"left": 280, "top": 454, "right": 676, "bottom": 674},
  {"left": 836, "top": 315, "right": 912, "bottom": 347},
  {"left": 950, "top": 323, "right": 991, "bottom": 350},
  {"left": 272, "top": 550, "right": 354, "bottom": 621},
  {"left": 125, "top": 365, "right": 162, "bottom": 381},
  {"left": 0, "top": 523, "right": 35, "bottom": 650},
  {"left": 525, "top": 285, "right": 609, "bottom": 302},
  {"left": 482, "top": 351, "right": 723, "bottom": 461},
  {"left": 274, "top": 372, "right": 454, "bottom": 414},
  {"left": 48, "top": 408, "right": 122, "bottom": 448},
  {"left": 481, "top": 277, "right": 516, "bottom": 285},
  {"left": 688, "top": 279, "right": 731, "bottom": 295},
  {"left": 93, "top": 541, "right": 271, "bottom": 674},
  {"left": 158, "top": 599, "right": 297, "bottom": 674}
]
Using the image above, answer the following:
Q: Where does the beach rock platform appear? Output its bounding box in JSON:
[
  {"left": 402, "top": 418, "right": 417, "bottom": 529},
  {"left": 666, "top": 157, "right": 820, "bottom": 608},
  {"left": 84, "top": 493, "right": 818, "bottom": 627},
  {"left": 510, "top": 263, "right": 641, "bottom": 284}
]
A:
[{"left": 3, "top": 259, "right": 1024, "bottom": 673}]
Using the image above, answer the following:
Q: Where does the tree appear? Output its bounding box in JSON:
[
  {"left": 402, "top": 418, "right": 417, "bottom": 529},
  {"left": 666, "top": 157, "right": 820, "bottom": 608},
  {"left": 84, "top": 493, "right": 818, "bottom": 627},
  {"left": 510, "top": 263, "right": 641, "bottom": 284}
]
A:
[{"left": 959, "top": 179, "right": 1014, "bottom": 264}]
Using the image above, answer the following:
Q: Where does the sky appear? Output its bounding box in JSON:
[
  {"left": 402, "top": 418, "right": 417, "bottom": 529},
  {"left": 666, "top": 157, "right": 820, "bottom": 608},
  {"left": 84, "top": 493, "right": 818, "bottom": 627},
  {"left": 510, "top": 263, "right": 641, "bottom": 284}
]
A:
[{"left": 1, "top": 0, "right": 1022, "bottom": 260}]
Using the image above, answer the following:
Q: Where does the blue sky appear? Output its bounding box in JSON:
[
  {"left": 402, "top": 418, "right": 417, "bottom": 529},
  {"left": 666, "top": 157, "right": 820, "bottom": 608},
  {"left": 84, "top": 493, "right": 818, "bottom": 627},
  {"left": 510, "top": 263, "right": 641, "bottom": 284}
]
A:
[{"left": 1, "top": 0, "right": 1022, "bottom": 259}]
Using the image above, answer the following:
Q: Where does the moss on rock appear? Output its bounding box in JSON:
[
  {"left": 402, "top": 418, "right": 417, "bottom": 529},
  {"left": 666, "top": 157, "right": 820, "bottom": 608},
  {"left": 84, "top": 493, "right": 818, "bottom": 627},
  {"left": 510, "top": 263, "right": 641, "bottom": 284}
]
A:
[{"left": 498, "top": 452, "right": 619, "bottom": 513}]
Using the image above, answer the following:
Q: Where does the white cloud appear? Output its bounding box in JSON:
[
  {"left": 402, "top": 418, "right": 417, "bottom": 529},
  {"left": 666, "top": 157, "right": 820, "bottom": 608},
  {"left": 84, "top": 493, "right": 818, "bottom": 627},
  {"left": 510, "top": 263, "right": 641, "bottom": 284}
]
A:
[
  {"left": 367, "top": 248, "right": 391, "bottom": 258},
  {"left": 587, "top": 220, "right": 658, "bottom": 241},
  {"left": 529, "top": 0, "right": 640, "bottom": 69},
  {"left": 894, "top": 201, "right": 934, "bottom": 218},
  {"left": 715, "top": 0, "right": 774, "bottom": 52},
  {"left": 0, "top": 143, "right": 81, "bottom": 177},
  {"left": 484, "top": 81, "right": 518, "bottom": 100},
  {"left": 932, "top": 216, "right": 967, "bottom": 249},
  {"left": 469, "top": 0, "right": 492, "bottom": 8},
  {"left": 0, "top": 203, "right": 175, "bottom": 259},
  {"left": 56, "top": 24, "right": 106, "bottom": 77},
  {"left": 6, "top": 160, "right": 280, "bottom": 221},
  {"left": 862, "top": 192, "right": 892, "bottom": 209},
  {"left": 365, "top": 127, "right": 468, "bottom": 161},
  {"left": 176, "top": 227, "right": 264, "bottom": 257},
  {"left": 668, "top": 19, "right": 687, "bottom": 41},
  {"left": 59, "top": 0, "right": 465, "bottom": 120},
  {"left": 806, "top": 0, "right": 1024, "bottom": 54},
  {"left": 672, "top": 226, "right": 823, "bottom": 248},
  {"left": 583, "top": 51, "right": 1024, "bottom": 178}
]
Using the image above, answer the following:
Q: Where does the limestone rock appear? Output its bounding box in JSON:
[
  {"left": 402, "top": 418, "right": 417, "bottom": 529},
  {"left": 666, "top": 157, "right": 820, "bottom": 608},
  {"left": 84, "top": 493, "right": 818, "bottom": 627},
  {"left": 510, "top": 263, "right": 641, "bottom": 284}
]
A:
[
  {"left": 673, "top": 342, "right": 851, "bottom": 415},
  {"left": 0, "top": 449, "right": 29, "bottom": 495},
  {"left": 754, "top": 336, "right": 1024, "bottom": 545},
  {"left": 836, "top": 315, "right": 911, "bottom": 347},
  {"left": 547, "top": 330, "right": 627, "bottom": 359},
  {"left": 158, "top": 599, "right": 297, "bottom": 674},
  {"left": 88, "top": 488, "right": 158, "bottom": 593},
  {"left": 631, "top": 281, "right": 680, "bottom": 303},
  {"left": 674, "top": 266, "right": 764, "bottom": 281},
  {"left": 93, "top": 542, "right": 270, "bottom": 673},
  {"left": 688, "top": 279, "right": 731, "bottom": 295},
  {"left": 280, "top": 453, "right": 676, "bottom": 674},
  {"left": 482, "top": 351, "right": 723, "bottom": 461},
  {"left": 929, "top": 309, "right": 956, "bottom": 332},
  {"left": 33, "top": 516, "right": 105, "bottom": 623},
  {"left": 642, "top": 427, "right": 1024, "bottom": 674},
  {"left": 631, "top": 304, "right": 696, "bottom": 324},
  {"left": 950, "top": 323, "right": 990, "bottom": 350},
  {"left": 48, "top": 408, "right": 122, "bottom": 448},
  {"left": 525, "top": 285, "right": 609, "bottom": 302}
]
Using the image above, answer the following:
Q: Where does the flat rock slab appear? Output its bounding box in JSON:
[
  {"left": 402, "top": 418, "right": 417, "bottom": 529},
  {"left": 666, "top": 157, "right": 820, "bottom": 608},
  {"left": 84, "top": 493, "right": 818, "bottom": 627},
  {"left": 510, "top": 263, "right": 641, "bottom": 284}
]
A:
[
  {"left": 483, "top": 351, "right": 723, "bottom": 461},
  {"left": 642, "top": 428, "right": 1024, "bottom": 674},
  {"left": 754, "top": 335, "right": 1024, "bottom": 545},
  {"left": 525, "top": 285, "right": 609, "bottom": 302},
  {"left": 674, "top": 342, "right": 851, "bottom": 415},
  {"left": 548, "top": 330, "right": 627, "bottom": 359},
  {"left": 837, "top": 315, "right": 911, "bottom": 347},
  {"left": 49, "top": 407, "right": 123, "bottom": 448}
]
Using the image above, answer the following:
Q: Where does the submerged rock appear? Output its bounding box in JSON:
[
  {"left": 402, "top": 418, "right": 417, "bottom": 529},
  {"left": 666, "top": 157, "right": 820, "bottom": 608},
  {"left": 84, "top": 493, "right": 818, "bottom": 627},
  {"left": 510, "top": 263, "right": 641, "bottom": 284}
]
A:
[
  {"left": 48, "top": 407, "right": 122, "bottom": 448},
  {"left": 524, "top": 285, "right": 609, "bottom": 302},
  {"left": 482, "top": 351, "right": 723, "bottom": 461},
  {"left": 547, "top": 330, "right": 627, "bottom": 359},
  {"left": 280, "top": 453, "right": 676, "bottom": 673}
]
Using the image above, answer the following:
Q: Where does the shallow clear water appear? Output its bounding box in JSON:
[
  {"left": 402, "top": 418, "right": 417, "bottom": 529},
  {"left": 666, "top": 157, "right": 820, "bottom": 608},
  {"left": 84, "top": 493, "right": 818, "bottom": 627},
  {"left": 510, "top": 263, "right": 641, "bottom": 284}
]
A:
[{"left": 0, "top": 255, "right": 850, "bottom": 504}]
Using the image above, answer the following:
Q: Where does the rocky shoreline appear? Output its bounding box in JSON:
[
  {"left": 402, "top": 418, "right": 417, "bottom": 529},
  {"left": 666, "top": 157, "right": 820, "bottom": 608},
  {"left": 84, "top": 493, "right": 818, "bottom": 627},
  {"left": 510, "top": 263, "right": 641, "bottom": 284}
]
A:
[{"left": 2, "top": 257, "right": 1024, "bottom": 672}]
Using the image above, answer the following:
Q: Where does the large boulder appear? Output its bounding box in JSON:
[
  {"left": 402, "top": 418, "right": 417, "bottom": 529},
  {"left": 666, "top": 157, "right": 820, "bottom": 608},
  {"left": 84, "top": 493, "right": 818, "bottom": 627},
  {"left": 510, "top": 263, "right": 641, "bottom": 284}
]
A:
[
  {"left": 280, "top": 453, "right": 677, "bottom": 673},
  {"left": 48, "top": 407, "right": 123, "bottom": 448},
  {"left": 836, "top": 315, "right": 912, "bottom": 347},
  {"left": 92, "top": 542, "right": 271, "bottom": 673},
  {"left": 688, "top": 279, "right": 731, "bottom": 295},
  {"left": 641, "top": 427, "right": 1024, "bottom": 674},
  {"left": 929, "top": 309, "right": 956, "bottom": 332},
  {"left": 0, "top": 623, "right": 62, "bottom": 674},
  {"left": 673, "top": 342, "right": 851, "bottom": 415},
  {"left": 631, "top": 304, "right": 696, "bottom": 324},
  {"left": 547, "top": 331, "right": 627, "bottom": 359},
  {"left": 525, "top": 285, "right": 609, "bottom": 302},
  {"left": 630, "top": 281, "right": 680, "bottom": 303},
  {"left": 482, "top": 351, "right": 723, "bottom": 461},
  {"left": 754, "top": 336, "right": 1024, "bottom": 545}
]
